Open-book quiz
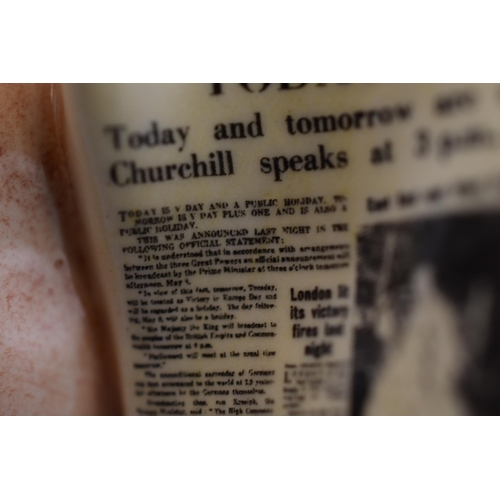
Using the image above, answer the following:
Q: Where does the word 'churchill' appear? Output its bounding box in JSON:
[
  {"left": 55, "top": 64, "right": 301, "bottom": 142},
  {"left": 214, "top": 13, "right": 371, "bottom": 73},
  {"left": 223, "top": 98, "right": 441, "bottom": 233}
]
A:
[{"left": 110, "top": 151, "right": 234, "bottom": 186}]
